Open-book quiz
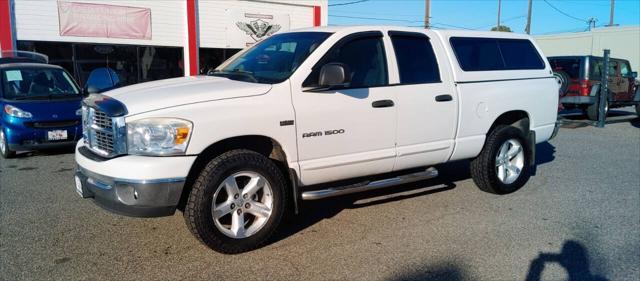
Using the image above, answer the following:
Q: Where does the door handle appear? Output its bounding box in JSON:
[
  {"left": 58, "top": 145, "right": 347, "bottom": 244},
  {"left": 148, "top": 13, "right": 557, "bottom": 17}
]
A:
[
  {"left": 435, "top": 94, "right": 453, "bottom": 102},
  {"left": 372, "top": 100, "right": 395, "bottom": 108}
]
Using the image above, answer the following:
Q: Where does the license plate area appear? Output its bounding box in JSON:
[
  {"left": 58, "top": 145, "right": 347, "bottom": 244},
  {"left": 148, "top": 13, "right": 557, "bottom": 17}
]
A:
[{"left": 47, "top": 130, "right": 68, "bottom": 141}]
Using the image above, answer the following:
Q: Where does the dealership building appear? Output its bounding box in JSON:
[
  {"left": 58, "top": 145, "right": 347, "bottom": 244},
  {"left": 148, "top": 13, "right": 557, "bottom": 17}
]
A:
[{"left": 0, "top": 0, "right": 327, "bottom": 87}]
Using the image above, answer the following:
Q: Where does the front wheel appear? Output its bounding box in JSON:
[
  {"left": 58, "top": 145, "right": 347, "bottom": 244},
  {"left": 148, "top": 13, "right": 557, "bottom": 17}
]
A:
[
  {"left": 470, "top": 125, "right": 532, "bottom": 194},
  {"left": 0, "top": 130, "right": 16, "bottom": 159},
  {"left": 183, "top": 149, "right": 287, "bottom": 254}
]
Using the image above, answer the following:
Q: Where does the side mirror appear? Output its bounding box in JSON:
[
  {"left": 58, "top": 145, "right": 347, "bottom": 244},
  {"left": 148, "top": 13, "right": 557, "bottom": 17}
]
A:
[
  {"left": 85, "top": 86, "right": 99, "bottom": 95},
  {"left": 631, "top": 71, "right": 638, "bottom": 79},
  {"left": 318, "top": 63, "right": 351, "bottom": 89}
]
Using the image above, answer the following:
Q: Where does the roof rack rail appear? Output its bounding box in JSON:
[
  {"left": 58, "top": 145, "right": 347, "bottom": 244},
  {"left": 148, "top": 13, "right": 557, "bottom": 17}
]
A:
[{"left": 0, "top": 50, "right": 49, "bottom": 64}]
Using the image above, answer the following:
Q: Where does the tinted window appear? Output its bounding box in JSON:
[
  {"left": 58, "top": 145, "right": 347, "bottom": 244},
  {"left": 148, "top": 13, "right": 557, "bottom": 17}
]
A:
[
  {"left": 590, "top": 58, "right": 604, "bottom": 80},
  {"left": 450, "top": 38, "right": 503, "bottom": 71},
  {"left": 450, "top": 37, "right": 545, "bottom": 71},
  {"left": 391, "top": 34, "right": 440, "bottom": 84},
  {"left": 549, "top": 58, "right": 583, "bottom": 79},
  {"left": 619, "top": 61, "right": 631, "bottom": 77},
  {"left": 306, "top": 35, "right": 388, "bottom": 88},
  {"left": 499, "top": 39, "right": 545, "bottom": 69}
]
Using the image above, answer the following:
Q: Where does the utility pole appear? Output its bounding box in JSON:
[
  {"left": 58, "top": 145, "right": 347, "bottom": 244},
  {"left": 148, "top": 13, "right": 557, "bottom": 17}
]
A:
[
  {"left": 496, "top": 0, "right": 502, "bottom": 29},
  {"left": 608, "top": 0, "right": 615, "bottom": 26},
  {"left": 424, "top": 0, "right": 431, "bottom": 29},
  {"left": 525, "top": 0, "right": 532, "bottom": 34}
]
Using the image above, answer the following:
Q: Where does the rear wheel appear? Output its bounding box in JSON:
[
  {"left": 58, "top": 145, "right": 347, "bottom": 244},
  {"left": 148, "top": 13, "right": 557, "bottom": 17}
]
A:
[
  {"left": 183, "top": 149, "right": 287, "bottom": 254},
  {"left": 587, "top": 97, "right": 608, "bottom": 121},
  {"left": 635, "top": 104, "right": 640, "bottom": 116},
  {"left": 0, "top": 130, "right": 16, "bottom": 159},
  {"left": 553, "top": 70, "right": 570, "bottom": 96},
  {"left": 470, "top": 125, "right": 531, "bottom": 194}
]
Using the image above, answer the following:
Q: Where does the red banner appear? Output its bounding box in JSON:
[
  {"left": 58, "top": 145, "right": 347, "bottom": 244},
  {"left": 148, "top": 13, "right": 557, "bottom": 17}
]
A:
[{"left": 58, "top": 1, "right": 151, "bottom": 40}]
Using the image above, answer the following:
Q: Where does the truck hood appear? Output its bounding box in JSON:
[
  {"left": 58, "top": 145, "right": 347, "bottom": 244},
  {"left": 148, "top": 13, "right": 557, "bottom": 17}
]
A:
[{"left": 104, "top": 76, "right": 272, "bottom": 115}]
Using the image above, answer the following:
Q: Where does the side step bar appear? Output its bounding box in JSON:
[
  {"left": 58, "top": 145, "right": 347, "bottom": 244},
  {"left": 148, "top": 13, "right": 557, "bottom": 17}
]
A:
[{"left": 301, "top": 167, "right": 438, "bottom": 200}]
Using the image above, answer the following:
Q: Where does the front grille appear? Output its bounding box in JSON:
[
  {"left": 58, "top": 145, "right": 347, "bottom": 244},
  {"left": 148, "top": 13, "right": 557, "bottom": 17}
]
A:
[
  {"left": 83, "top": 107, "right": 125, "bottom": 158},
  {"left": 25, "top": 120, "right": 80, "bottom": 128}
]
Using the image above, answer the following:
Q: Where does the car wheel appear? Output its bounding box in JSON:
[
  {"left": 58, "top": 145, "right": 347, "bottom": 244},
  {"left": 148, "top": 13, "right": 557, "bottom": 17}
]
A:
[
  {"left": 183, "top": 149, "right": 287, "bottom": 254},
  {"left": 587, "top": 97, "right": 608, "bottom": 121},
  {"left": 470, "top": 125, "right": 531, "bottom": 194},
  {"left": 553, "top": 70, "right": 570, "bottom": 96},
  {"left": 635, "top": 104, "right": 640, "bottom": 116},
  {"left": 0, "top": 130, "right": 16, "bottom": 159}
]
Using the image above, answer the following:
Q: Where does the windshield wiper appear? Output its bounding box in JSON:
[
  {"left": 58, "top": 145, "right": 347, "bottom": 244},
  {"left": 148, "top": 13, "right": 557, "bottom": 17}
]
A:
[{"left": 211, "top": 69, "right": 259, "bottom": 83}]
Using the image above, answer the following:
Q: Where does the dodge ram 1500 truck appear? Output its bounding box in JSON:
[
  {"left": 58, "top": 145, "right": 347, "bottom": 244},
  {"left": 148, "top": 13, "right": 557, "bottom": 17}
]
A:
[{"left": 74, "top": 26, "right": 559, "bottom": 254}]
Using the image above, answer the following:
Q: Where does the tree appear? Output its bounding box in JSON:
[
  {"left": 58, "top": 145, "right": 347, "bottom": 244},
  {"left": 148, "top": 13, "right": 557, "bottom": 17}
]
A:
[{"left": 491, "top": 25, "right": 512, "bottom": 32}]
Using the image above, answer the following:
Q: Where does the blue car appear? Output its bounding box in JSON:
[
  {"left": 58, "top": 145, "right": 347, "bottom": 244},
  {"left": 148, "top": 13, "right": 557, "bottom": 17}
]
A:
[{"left": 0, "top": 54, "right": 83, "bottom": 158}]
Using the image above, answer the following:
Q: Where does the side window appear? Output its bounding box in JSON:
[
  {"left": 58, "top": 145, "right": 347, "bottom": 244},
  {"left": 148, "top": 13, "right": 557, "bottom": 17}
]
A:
[
  {"left": 609, "top": 61, "right": 619, "bottom": 76},
  {"left": 498, "top": 39, "right": 545, "bottom": 70},
  {"left": 390, "top": 33, "right": 441, "bottom": 84},
  {"left": 450, "top": 38, "right": 502, "bottom": 71},
  {"left": 590, "top": 58, "right": 603, "bottom": 80},
  {"left": 308, "top": 35, "right": 388, "bottom": 89},
  {"left": 619, "top": 61, "right": 630, "bottom": 77}
]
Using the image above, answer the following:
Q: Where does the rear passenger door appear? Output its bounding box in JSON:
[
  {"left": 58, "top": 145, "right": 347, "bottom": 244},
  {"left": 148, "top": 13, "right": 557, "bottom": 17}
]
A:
[{"left": 387, "top": 31, "right": 458, "bottom": 171}]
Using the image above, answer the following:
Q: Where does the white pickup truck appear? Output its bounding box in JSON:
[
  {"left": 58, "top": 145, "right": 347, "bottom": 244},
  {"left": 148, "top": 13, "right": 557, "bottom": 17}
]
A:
[{"left": 74, "top": 26, "right": 559, "bottom": 253}]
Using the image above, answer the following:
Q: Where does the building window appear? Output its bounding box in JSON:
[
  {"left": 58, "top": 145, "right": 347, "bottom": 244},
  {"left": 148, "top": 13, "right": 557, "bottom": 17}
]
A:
[
  {"left": 199, "top": 48, "right": 242, "bottom": 74},
  {"left": 17, "top": 41, "right": 184, "bottom": 88}
]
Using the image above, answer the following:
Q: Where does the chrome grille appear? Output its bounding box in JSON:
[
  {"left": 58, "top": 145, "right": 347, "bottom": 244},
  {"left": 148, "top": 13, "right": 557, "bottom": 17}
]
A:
[{"left": 82, "top": 106, "right": 125, "bottom": 158}]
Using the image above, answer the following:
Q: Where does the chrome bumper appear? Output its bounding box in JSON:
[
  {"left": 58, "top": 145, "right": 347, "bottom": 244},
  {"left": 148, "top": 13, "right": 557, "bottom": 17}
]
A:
[{"left": 75, "top": 166, "right": 185, "bottom": 218}]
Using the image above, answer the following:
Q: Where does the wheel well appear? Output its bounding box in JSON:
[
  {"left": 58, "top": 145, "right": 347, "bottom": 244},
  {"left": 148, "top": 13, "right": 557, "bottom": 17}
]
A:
[
  {"left": 176, "top": 135, "right": 291, "bottom": 211},
  {"left": 489, "top": 111, "right": 530, "bottom": 135}
]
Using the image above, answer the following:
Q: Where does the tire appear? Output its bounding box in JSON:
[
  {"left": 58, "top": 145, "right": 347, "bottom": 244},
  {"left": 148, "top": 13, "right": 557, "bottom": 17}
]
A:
[
  {"left": 470, "top": 125, "right": 532, "bottom": 194},
  {"left": 553, "top": 70, "right": 570, "bottom": 96},
  {"left": 587, "top": 97, "right": 608, "bottom": 121},
  {"left": 0, "top": 130, "right": 16, "bottom": 159},
  {"left": 635, "top": 104, "right": 640, "bottom": 116},
  {"left": 183, "top": 149, "right": 287, "bottom": 254}
]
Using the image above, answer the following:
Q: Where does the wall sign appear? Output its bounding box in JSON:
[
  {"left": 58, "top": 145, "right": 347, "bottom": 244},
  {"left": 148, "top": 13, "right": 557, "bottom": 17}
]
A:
[
  {"left": 225, "top": 10, "right": 290, "bottom": 48},
  {"left": 58, "top": 1, "right": 151, "bottom": 40}
]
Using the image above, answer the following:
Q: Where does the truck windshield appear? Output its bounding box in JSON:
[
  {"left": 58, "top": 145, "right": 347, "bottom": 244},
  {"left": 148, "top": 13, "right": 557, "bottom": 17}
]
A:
[
  {"left": 212, "top": 32, "right": 332, "bottom": 84},
  {"left": 1, "top": 67, "right": 80, "bottom": 100}
]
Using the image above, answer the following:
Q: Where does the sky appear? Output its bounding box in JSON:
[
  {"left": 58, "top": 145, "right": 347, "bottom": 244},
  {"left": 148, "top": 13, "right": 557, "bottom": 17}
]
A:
[{"left": 328, "top": 0, "right": 640, "bottom": 35}]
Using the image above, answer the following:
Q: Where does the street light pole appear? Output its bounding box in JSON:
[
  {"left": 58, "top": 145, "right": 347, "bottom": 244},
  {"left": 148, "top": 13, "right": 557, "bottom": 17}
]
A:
[
  {"left": 608, "top": 0, "right": 615, "bottom": 26},
  {"left": 424, "top": 0, "right": 431, "bottom": 29},
  {"left": 496, "top": 0, "right": 502, "bottom": 29},
  {"left": 525, "top": 0, "right": 533, "bottom": 34}
]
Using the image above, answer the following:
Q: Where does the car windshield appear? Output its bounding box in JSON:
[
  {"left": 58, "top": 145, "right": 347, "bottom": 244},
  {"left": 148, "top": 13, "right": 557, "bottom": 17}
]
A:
[
  {"left": 211, "top": 32, "right": 332, "bottom": 84},
  {"left": 1, "top": 67, "right": 80, "bottom": 100}
]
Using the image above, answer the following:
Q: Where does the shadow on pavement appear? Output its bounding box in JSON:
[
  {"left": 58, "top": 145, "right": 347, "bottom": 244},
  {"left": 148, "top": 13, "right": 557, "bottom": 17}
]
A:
[
  {"left": 559, "top": 109, "right": 639, "bottom": 128},
  {"left": 525, "top": 240, "right": 608, "bottom": 281},
  {"left": 392, "top": 262, "right": 468, "bottom": 281},
  {"left": 12, "top": 145, "right": 75, "bottom": 159}
]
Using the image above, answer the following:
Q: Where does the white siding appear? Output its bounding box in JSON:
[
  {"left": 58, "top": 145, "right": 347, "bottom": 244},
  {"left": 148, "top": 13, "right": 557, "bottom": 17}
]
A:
[
  {"left": 14, "top": 0, "right": 186, "bottom": 47},
  {"left": 535, "top": 26, "right": 640, "bottom": 73},
  {"left": 198, "top": 0, "right": 327, "bottom": 48}
]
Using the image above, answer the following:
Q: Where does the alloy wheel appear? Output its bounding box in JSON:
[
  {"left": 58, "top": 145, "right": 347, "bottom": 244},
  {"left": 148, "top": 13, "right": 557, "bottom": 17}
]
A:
[
  {"left": 211, "top": 171, "right": 274, "bottom": 239},
  {"left": 495, "top": 139, "right": 525, "bottom": 185}
]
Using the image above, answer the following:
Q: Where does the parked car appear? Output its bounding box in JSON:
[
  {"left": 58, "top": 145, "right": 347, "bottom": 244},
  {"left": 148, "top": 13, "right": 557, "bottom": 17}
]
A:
[
  {"left": 0, "top": 51, "right": 84, "bottom": 158},
  {"left": 74, "top": 26, "right": 559, "bottom": 253},
  {"left": 549, "top": 55, "right": 640, "bottom": 120}
]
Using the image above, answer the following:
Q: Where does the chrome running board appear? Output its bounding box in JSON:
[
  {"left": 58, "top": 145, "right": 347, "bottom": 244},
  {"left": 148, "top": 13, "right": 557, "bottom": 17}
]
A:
[{"left": 301, "top": 167, "right": 438, "bottom": 200}]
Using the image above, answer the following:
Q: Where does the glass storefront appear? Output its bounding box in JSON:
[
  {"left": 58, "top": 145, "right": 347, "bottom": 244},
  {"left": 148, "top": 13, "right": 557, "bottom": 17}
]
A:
[
  {"left": 17, "top": 41, "right": 184, "bottom": 88},
  {"left": 199, "top": 48, "right": 242, "bottom": 74}
]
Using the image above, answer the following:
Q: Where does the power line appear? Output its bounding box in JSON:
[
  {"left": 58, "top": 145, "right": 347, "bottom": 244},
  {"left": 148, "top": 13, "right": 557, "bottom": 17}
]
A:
[
  {"left": 542, "top": 0, "right": 589, "bottom": 23},
  {"left": 329, "top": 0, "right": 370, "bottom": 7}
]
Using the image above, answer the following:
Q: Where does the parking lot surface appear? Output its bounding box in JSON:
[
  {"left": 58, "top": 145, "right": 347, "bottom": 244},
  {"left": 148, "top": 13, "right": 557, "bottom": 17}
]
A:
[{"left": 1, "top": 109, "right": 639, "bottom": 281}]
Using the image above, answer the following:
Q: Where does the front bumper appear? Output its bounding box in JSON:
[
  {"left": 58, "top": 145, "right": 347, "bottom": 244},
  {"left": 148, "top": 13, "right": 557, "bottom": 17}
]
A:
[
  {"left": 75, "top": 165, "right": 185, "bottom": 218},
  {"left": 4, "top": 121, "right": 81, "bottom": 151}
]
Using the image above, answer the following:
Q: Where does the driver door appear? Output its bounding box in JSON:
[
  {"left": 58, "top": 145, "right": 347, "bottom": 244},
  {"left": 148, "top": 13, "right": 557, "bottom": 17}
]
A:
[{"left": 291, "top": 32, "right": 397, "bottom": 185}]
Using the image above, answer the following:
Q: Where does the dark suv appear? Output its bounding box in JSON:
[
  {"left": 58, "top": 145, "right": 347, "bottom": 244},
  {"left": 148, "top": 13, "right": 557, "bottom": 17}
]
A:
[{"left": 549, "top": 56, "right": 639, "bottom": 120}]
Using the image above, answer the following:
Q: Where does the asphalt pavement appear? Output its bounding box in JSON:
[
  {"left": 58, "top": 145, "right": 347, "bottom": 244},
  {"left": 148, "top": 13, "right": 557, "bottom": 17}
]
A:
[{"left": 1, "top": 108, "right": 639, "bottom": 281}]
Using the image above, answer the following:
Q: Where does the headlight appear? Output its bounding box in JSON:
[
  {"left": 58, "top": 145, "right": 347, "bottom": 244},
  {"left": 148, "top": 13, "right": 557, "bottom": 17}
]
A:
[
  {"left": 127, "top": 118, "right": 193, "bottom": 156},
  {"left": 4, "top": 105, "right": 33, "bottom": 118}
]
